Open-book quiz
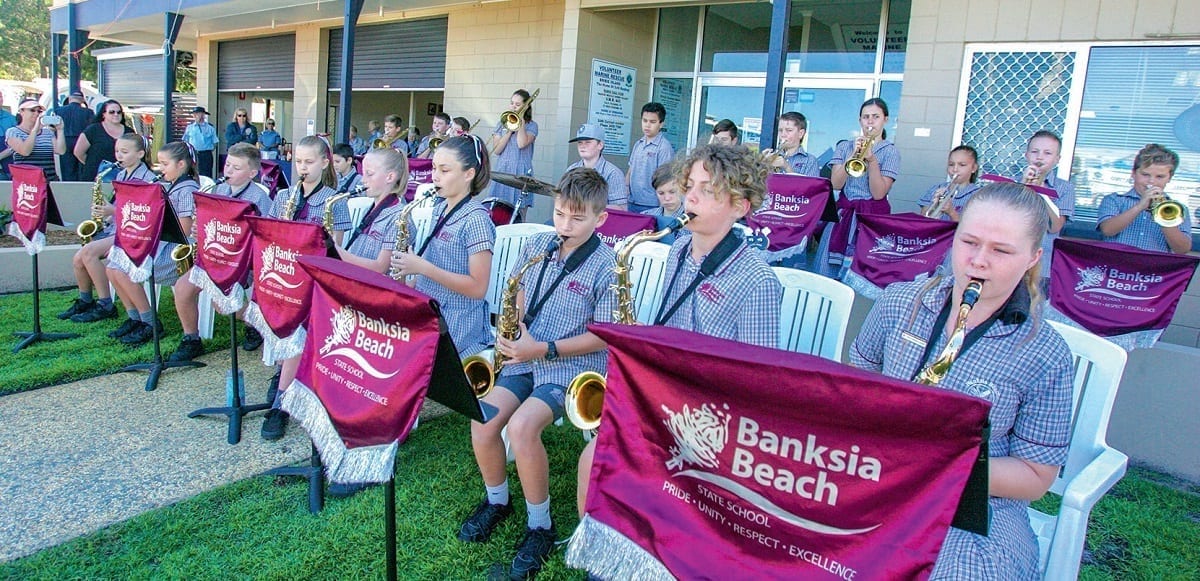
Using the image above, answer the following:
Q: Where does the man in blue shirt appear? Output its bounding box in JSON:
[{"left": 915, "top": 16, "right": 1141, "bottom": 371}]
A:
[
  {"left": 183, "top": 106, "right": 218, "bottom": 179},
  {"left": 257, "top": 119, "right": 283, "bottom": 160},
  {"left": 0, "top": 92, "right": 17, "bottom": 180}
]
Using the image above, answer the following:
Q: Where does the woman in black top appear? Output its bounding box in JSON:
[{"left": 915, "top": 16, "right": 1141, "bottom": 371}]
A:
[{"left": 74, "top": 100, "right": 134, "bottom": 181}]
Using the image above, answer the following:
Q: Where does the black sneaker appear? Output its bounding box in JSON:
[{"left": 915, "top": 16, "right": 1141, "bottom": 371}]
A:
[
  {"left": 241, "top": 326, "right": 263, "bottom": 351},
  {"left": 57, "top": 298, "right": 93, "bottom": 320},
  {"left": 120, "top": 320, "right": 164, "bottom": 346},
  {"left": 261, "top": 409, "right": 289, "bottom": 441},
  {"left": 509, "top": 526, "right": 557, "bottom": 580},
  {"left": 167, "top": 337, "right": 204, "bottom": 362},
  {"left": 327, "top": 481, "right": 378, "bottom": 499},
  {"left": 457, "top": 500, "right": 513, "bottom": 543},
  {"left": 70, "top": 301, "right": 118, "bottom": 323},
  {"left": 108, "top": 318, "right": 141, "bottom": 338}
]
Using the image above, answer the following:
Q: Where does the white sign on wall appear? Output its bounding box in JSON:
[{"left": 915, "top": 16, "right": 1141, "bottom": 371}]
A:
[{"left": 588, "top": 59, "right": 637, "bottom": 157}]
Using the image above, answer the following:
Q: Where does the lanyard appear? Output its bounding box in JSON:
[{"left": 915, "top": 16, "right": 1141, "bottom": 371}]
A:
[
  {"left": 910, "top": 291, "right": 1005, "bottom": 383},
  {"left": 522, "top": 234, "right": 602, "bottom": 326},
  {"left": 653, "top": 230, "right": 741, "bottom": 326},
  {"left": 345, "top": 195, "right": 400, "bottom": 249},
  {"left": 230, "top": 182, "right": 253, "bottom": 200},
  {"left": 417, "top": 197, "right": 470, "bottom": 257}
]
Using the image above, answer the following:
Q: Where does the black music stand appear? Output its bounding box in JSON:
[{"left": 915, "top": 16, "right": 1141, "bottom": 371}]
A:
[
  {"left": 12, "top": 190, "right": 78, "bottom": 352},
  {"left": 117, "top": 201, "right": 205, "bottom": 391},
  {"left": 187, "top": 314, "right": 272, "bottom": 444}
]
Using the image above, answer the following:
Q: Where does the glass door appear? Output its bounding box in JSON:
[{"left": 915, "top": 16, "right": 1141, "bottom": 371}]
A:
[
  {"left": 779, "top": 79, "right": 873, "bottom": 170},
  {"left": 694, "top": 78, "right": 766, "bottom": 149}
]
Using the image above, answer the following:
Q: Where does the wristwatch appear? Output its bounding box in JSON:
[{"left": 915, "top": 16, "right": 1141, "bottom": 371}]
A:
[{"left": 545, "top": 341, "right": 559, "bottom": 361}]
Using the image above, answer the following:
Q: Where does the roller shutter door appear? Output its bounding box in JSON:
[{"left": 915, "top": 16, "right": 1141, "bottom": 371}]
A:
[
  {"left": 217, "top": 35, "right": 296, "bottom": 91},
  {"left": 99, "top": 55, "right": 163, "bottom": 108},
  {"left": 327, "top": 18, "right": 447, "bottom": 90}
]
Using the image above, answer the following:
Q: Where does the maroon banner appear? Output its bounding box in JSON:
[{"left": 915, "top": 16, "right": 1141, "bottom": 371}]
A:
[
  {"left": 259, "top": 160, "right": 286, "bottom": 198},
  {"left": 8, "top": 164, "right": 51, "bottom": 254},
  {"left": 189, "top": 193, "right": 257, "bottom": 314},
  {"left": 280, "top": 256, "right": 441, "bottom": 483},
  {"left": 744, "top": 174, "right": 832, "bottom": 260},
  {"left": 845, "top": 213, "right": 957, "bottom": 298},
  {"left": 567, "top": 324, "right": 989, "bottom": 580},
  {"left": 109, "top": 180, "right": 169, "bottom": 282},
  {"left": 596, "top": 209, "right": 657, "bottom": 248},
  {"left": 405, "top": 158, "right": 433, "bottom": 202},
  {"left": 243, "top": 216, "right": 326, "bottom": 363},
  {"left": 1050, "top": 239, "right": 1198, "bottom": 338}
]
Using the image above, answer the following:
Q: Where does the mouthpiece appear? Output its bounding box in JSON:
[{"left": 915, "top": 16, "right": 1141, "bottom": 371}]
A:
[
  {"left": 963, "top": 279, "right": 984, "bottom": 307},
  {"left": 674, "top": 212, "right": 696, "bottom": 231}
]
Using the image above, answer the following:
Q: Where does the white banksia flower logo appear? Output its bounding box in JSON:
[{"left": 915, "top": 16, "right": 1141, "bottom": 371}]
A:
[
  {"left": 662, "top": 402, "right": 732, "bottom": 471},
  {"left": 320, "top": 306, "right": 356, "bottom": 356},
  {"left": 120, "top": 202, "right": 133, "bottom": 227},
  {"left": 260, "top": 244, "right": 276, "bottom": 280},
  {"left": 203, "top": 220, "right": 216, "bottom": 244},
  {"left": 761, "top": 191, "right": 774, "bottom": 210},
  {"left": 1075, "top": 265, "right": 1106, "bottom": 291},
  {"left": 870, "top": 234, "right": 897, "bottom": 253}
]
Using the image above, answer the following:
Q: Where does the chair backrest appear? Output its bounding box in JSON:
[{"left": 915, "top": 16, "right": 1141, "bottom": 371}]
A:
[
  {"left": 1043, "top": 321, "right": 1127, "bottom": 495},
  {"left": 487, "top": 223, "right": 556, "bottom": 316},
  {"left": 198, "top": 175, "right": 215, "bottom": 192},
  {"left": 625, "top": 241, "right": 671, "bottom": 324},
  {"left": 342, "top": 197, "right": 375, "bottom": 248},
  {"left": 771, "top": 266, "right": 855, "bottom": 361}
]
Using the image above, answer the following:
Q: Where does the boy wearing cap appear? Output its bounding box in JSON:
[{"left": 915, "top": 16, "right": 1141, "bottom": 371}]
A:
[
  {"left": 565, "top": 122, "right": 628, "bottom": 210},
  {"left": 184, "top": 106, "right": 218, "bottom": 178}
]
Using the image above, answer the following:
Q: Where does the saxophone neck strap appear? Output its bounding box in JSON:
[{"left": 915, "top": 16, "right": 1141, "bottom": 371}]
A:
[
  {"left": 653, "top": 229, "right": 740, "bottom": 326},
  {"left": 910, "top": 290, "right": 1004, "bottom": 383},
  {"left": 416, "top": 196, "right": 469, "bottom": 257},
  {"left": 345, "top": 195, "right": 399, "bottom": 249},
  {"left": 523, "top": 233, "right": 601, "bottom": 326}
]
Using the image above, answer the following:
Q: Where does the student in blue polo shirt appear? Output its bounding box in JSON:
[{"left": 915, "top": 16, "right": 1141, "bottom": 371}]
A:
[
  {"left": 1097, "top": 143, "right": 1193, "bottom": 254},
  {"left": 565, "top": 122, "right": 628, "bottom": 210}
]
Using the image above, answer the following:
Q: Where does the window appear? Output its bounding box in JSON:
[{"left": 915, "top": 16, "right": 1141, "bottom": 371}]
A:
[
  {"left": 786, "top": 0, "right": 883, "bottom": 74},
  {"left": 655, "top": 7, "right": 700, "bottom": 73}
]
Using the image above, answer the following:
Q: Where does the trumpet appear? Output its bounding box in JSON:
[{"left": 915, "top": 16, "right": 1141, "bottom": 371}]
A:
[
  {"left": 759, "top": 143, "right": 787, "bottom": 174},
  {"left": 564, "top": 213, "right": 695, "bottom": 432},
  {"left": 427, "top": 134, "right": 447, "bottom": 153},
  {"left": 1148, "top": 191, "right": 1185, "bottom": 228},
  {"left": 77, "top": 165, "right": 118, "bottom": 243},
  {"left": 844, "top": 128, "right": 878, "bottom": 178},
  {"left": 500, "top": 88, "right": 539, "bottom": 132},
  {"left": 923, "top": 179, "right": 960, "bottom": 219},
  {"left": 1023, "top": 165, "right": 1046, "bottom": 186}
]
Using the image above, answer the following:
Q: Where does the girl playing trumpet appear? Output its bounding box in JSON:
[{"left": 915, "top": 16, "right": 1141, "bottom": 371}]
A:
[
  {"left": 490, "top": 89, "right": 538, "bottom": 218},
  {"left": 918, "top": 145, "right": 982, "bottom": 222}
]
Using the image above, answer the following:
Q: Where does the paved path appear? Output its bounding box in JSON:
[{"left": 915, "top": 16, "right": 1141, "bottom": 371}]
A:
[{"left": 0, "top": 347, "right": 447, "bottom": 563}]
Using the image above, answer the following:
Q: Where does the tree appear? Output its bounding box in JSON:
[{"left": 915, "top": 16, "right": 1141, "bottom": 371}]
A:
[{"left": 0, "top": 0, "right": 103, "bottom": 82}]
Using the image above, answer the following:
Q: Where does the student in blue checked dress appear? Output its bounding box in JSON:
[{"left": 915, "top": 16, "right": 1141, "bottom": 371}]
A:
[
  {"left": 574, "top": 143, "right": 782, "bottom": 518},
  {"left": 333, "top": 147, "right": 409, "bottom": 271},
  {"left": 917, "top": 145, "right": 983, "bottom": 222},
  {"left": 1097, "top": 143, "right": 1193, "bottom": 255},
  {"left": 850, "top": 183, "right": 1074, "bottom": 580},
  {"left": 391, "top": 135, "right": 495, "bottom": 359},
  {"left": 458, "top": 167, "right": 617, "bottom": 580}
]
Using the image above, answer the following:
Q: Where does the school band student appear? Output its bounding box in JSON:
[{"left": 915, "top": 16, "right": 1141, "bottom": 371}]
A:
[
  {"left": 331, "top": 143, "right": 363, "bottom": 194},
  {"left": 1018, "top": 130, "right": 1075, "bottom": 285},
  {"left": 459, "top": 167, "right": 618, "bottom": 581},
  {"left": 850, "top": 183, "right": 1074, "bottom": 580},
  {"left": 565, "top": 123, "right": 628, "bottom": 210},
  {"left": 105, "top": 142, "right": 199, "bottom": 346},
  {"left": 709, "top": 118, "right": 739, "bottom": 146},
  {"left": 259, "top": 135, "right": 352, "bottom": 441},
  {"left": 765, "top": 111, "right": 820, "bottom": 177},
  {"left": 60, "top": 134, "right": 156, "bottom": 323},
  {"left": 416, "top": 112, "right": 451, "bottom": 159},
  {"left": 641, "top": 162, "right": 689, "bottom": 246},
  {"left": 166, "top": 143, "right": 274, "bottom": 362},
  {"left": 491, "top": 89, "right": 539, "bottom": 219},
  {"left": 575, "top": 143, "right": 782, "bottom": 518},
  {"left": 626, "top": 102, "right": 675, "bottom": 214},
  {"left": 818, "top": 98, "right": 900, "bottom": 278},
  {"left": 917, "top": 145, "right": 983, "bottom": 222},
  {"left": 1096, "top": 143, "right": 1192, "bottom": 255},
  {"left": 381, "top": 114, "right": 410, "bottom": 156}
]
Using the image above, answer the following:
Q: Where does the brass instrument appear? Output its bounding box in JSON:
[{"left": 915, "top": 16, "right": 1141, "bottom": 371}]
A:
[
  {"left": 500, "top": 88, "right": 540, "bottom": 132},
  {"left": 923, "top": 180, "right": 960, "bottom": 219},
  {"left": 283, "top": 174, "right": 306, "bottom": 221},
  {"left": 463, "top": 236, "right": 563, "bottom": 399},
  {"left": 844, "top": 129, "right": 878, "bottom": 178},
  {"left": 322, "top": 190, "right": 355, "bottom": 234},
  {"left": 760, "top": 143, "right": 786, "bottom": 174},
  {"left": 171, "top": 177, "right": 226, "bottom": 275},
  {"left": 914, "top": 279, "right": 984, "bottom": 386},
  {"left": 1148, "top": 191, "right": 1185, "bottom": 228},
  {"left": 427, "top": 135, "right": 445, "bottom": 152},
  {"left": 565, "top": 213, "right": 695, "bottom": 432},
  {"left": 1023, "top": 165, "right": 1046, "bottom": 186},
  {"left": 372, "top": 130, "right": 408, "bottom": 150},
  {"left": 386, "top": 186, "right": 437, "bottom": 281},
  {"left": 77, "top": 165, "right": 118, "bottom": 243}
]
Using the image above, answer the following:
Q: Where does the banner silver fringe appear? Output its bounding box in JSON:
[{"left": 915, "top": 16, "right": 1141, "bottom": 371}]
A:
[
  {"left": 188, "top": 266, "right": 246, "bottom": 315},
  {"left": 840, "top": 269, "right": 883, "bottom": 300},
  {"left": 7, "top": 222, "right": 45, "bottom": 255},
  {"left": 106, "top": 246, "right": 153, "bottom": 283},
  {"left": 280, "top": 381, "right": 398, "bottom": 484},
  {"left": 1044, "top": 305, "right": 1156, "bottom": 351},
  {"left": 242, "top": 301, "right": 306, "bottom": 365},
  {"left": 564, "top": 515, "right": 676, "bottom": 581}
]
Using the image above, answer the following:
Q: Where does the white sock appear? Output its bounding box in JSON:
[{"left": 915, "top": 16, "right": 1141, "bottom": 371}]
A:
[
  {"left": 526, "top": 497, "right": 552, "bottom": 530},
  {"left": 485, "top": 480, "right": 509, "bottom": 505}
]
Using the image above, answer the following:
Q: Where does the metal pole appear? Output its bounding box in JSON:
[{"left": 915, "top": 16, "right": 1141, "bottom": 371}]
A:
[
  {"left": 50, "top": 35, "right": 64, "bottom": 108},
  {"left": 66, "top": 3, "right": 85, "bottom": 96},
  {"left": 337, "top": 0, "right": 366, "bottom": 144},
  {"left": 163, "top": 13, "right": 185, "bottom": 143},
  {"left": 759, "top": 0, "right": 793, "bottom": 151}
]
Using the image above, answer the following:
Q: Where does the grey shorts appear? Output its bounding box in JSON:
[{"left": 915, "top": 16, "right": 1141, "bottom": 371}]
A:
[{"left": 496, "top": 372, "right": 566, "bottom": 421}]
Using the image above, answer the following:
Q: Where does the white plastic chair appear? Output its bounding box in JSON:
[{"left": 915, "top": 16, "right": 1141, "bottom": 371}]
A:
[
  {"left": 198, "top": 175, "right": 216, "bottom": 192},
  {"left": 771, "top": 266, "right": 855, "bottom": 361},
  {"left": 197, "top": 288, "right": 215, "bottom": 340},
  {"left": 624, "top": 241, "right": 671, "bottom": 324},
  {"left": 1030, "top": 321, "right": 1129, "bottom": 580},
  {"left": 342, "top": 197, "right": 374, "bottom": 248},
  {"left": 487, "top": 223, "right": 556, "bottom": 319}
]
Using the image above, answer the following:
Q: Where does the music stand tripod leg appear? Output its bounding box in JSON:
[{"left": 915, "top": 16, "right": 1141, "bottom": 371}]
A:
[
  {"left": 266, "top": 442, "right": 325, "bottom": 514},
  {"left": 187, "top": 314, "right": 271, "bottom": 444},
  {"left": 117, "top": 269, "right": 205, "bottom": 391},
  {"left": 12, "top": 254, "right": 79, "bottom": 353}
]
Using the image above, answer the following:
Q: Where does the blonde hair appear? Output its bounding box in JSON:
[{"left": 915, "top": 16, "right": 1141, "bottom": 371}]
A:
[
  {"left": 364, "top": 147, "right": 409, "bottom": 194},
  {"left": 675, "top": 144, "right": 769, "bottom": 212},
  {"left": 962, "top": 182, "right": 1050, "bottom": 306}
]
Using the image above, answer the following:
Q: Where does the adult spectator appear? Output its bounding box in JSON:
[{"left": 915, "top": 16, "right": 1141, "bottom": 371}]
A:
[
  {"left": 74, "top": 99, "right": 134, "bottom": 182},
  {"left": 53, "top": 91, "right": 93, "bottom": 181},
  {"left": 225, "top": 107, "right": 258, "bottom": 151},
  {"left": 257, "top": 118, "right": 282, "bottom": 160},
  {"left": 5, "top": 98, "right": 65, "bottom": 181},
  {"left": 0, "top": 93, "right": 17, "bottom": 180},
  {"left": 183, "top": 106, "right": 218, "bottom": 178}
]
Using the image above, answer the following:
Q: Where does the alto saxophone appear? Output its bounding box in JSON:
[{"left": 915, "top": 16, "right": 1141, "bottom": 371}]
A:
[
  {"left": 172, "top": 178, "right": 226, "bottom": 275},
  {"left": 77, "top": 165, "right": 118, "bottom": 243},
  {"left": 565, "top": 213, "right": 696, "bottom": 432},
  {"left": 914, "top": 279, "right": 984, "bottom": 386},
  {"left": 386, "top": 187, "right": 437, "bottom": 281},
  {"left": 463, "top": 236, "right": 562, "bottom": 399},
  {"left": 283, "top": 173, "right": 306, "bottom": 221}
]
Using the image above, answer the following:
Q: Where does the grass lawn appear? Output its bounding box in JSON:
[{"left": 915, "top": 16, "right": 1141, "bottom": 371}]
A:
[{"left": 0, "top": 288, "right": 235, "bottom": 395}]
